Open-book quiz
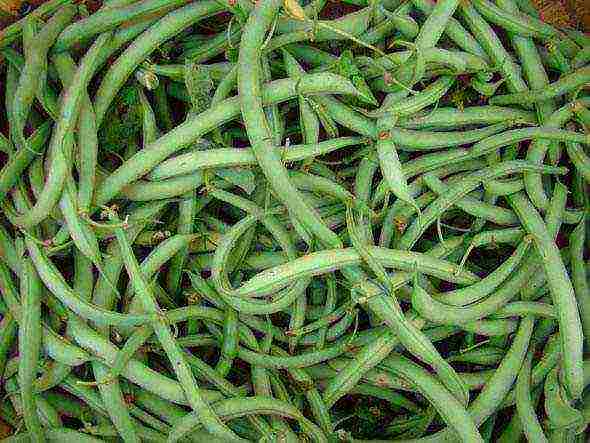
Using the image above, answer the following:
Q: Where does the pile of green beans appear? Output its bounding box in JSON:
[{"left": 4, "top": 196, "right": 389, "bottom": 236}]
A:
[{"left": 0, "top": 0, "right": 589, "bottom": 441}]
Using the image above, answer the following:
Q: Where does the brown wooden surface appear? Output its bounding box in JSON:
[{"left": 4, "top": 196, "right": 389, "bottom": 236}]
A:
[
  {"left": 532, "top": 0, "right": 590, "bottom": 30},
  {"left": 568, "top": 0, "right": 590, "bottom": 31},
  {"left": 533, "top": 0, "right": 576, "bottom": 27}
]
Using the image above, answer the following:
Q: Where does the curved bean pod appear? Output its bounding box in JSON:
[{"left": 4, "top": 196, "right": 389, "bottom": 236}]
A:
[{"left": 94, "top": 73, "right": 362, "bottom": 206}]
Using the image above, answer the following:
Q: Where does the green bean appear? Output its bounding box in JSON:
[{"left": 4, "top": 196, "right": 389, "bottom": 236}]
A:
[
  {"left": 0, "top": 259, "right": 92, "bottom": 367},
  {"left": 523, "top": 100, "right": 590, "bottom": 219},
  {"left": 215, "top": 305, "right": 239, "bottom": 377},
  {"left": 0, "top": 121, "right": 51, "bottom": 206},
  {"left": 285, "top": 43, "right": 337, "bottom": 68},
  {"left": 491, "top": 66, "right": 590, "bottom": 105},
  {"left": 2, "top": 47, "right": 59, "bottom": 120},
  {"left": 183, "top": 350, "right": 246, "bottom": 398},
  {"left": 169, "top": 396, "right": 328, "bottom": 443},
  {"left": 92, "top": 362, "right": 141, "bottom": 443},
  {"left": 310, "top": 277, "right": 333, "bottom": 349},
  {"left": 55, "top": 0, "right": 185, "bottom": 51},
  {"left": 26, "top": 239, "right": 153, "bottom": 327},
  {"left": 240, "top": 0, "right": 345, "bottom": 249},
  {"left": 424, "top": 173, "right": 519, "bottom": 225},
  {"left": 544, "top": 365, "right": 584, "bottom": 430},
  {"left": 472, "top": 0, "right": 557, "bottom": 40},
  {"left": 372, "top": 76, "right": 455, "bottom": 118},
  {"left": 10, "top": 6, "right": 75, "bottom": 154},
  {"left": 75, "top": 89, "right": 100, "bottom": 214},
  {"left": 84, "top": 209, "right": 142, "bottom": 443},
  {"left": 167, "top": 192, "right": 197, "bottom": 299},
  {"left": 460, "top": 2, "right": 528, "bottom": 93},
  {"left": 149, "top": 137, "right": 363, "bottom": 180},
  {"left": 414, "top": 0, "right": 462, "bottom": 50},
  {"left": 112, "top": 216, "right": 242, "bottom": 440},
  {"left": 570, "top": 218, "right": 590, "bottom": 351},
  {"left": 447, "top": 346, "right": 504, "bottom": 366},
  {"left": 509, "top": 192, "right": 584, "bottom": 399},
  {"left": 18, "top": 257, "right": 45, "bottom": 442},
  {"left": 565, "top": 141, "right": 590, "bottom": 183},
  {"left": 0, "top": 313, "right": 17, "bottom": 381},
  {"left": 322, "top": 328, "right": 400, "bottom": 408},
  {"left": 493, "top": 301, "right": 556, "bottom": 319},
  {"left": 95, "top": 73, "right": 361, "bottom": 205},
  {"left": 277, "top": 5, "right": 372, "bottom": 41},
  {"left": 380, "top": 354, "right": 483, "bottom": 442},
  {"left": 5, "top": 429, "right": 105, "bottom": 443},
  {"left": 515, "top": 349, "right": 548, "bottom": 441},
  {"left": 93, "top": 0, "right": 227, "bottom": 127},
  {"left": 349, "top": 383, "right": 420, "bottom": 412},
  {"left": 125, "top": 233, "right": 196, "bottom": 314},
  {"left": 0, "top": 0, "right": 73, "bottom": 49},
  {"left": 410, "top": 0, "right": 488, "bottom": 58},
  {"left": 483, "top": 177, "right": 524, "bottom": 195},
  {"left": 500, "top": 0, "right": 555, "bottom": 134},
  {"left": 12, "top": 32, "right": 105, "bottom": 229},
  {"left": 315, "top": 95, "right": 377, "bottom": 138},
  {"left": 1, "top": 0, "right": 588, "bottom": 438},
  {"left": 377, "top": 135, "right": 420, "bottom": 223},
  {"left": 283, "top": 49, "right": 321, "bottom": 146},
  {"left": 428, "top": 235, "right": 531, "bottom": 306},
  {"left": 215, "top": 242, "right": 478, "bottom": 299},
  {"left": 59, "top": 373, "right": 168, "bottom": 440},
  {"left": 417, "top": 316, "right": 533, "bottom": 442},
  {"left": 398, "top": 161, "right": 568, "bottom": 250},
  {"left": 347, "top": 234, "right": 470, "bottom": 407},
  {"left": 398, "top": 105, "right": 536, "bottom": 129},
  {"left": 361, "top": 4, "right": 418, "bottom": 43},
  {"left": 52, "top": 54, "right": 108, "bottom": 276},
  {"left": 35, "top": 395, "right": 62, "bottom": 428}
]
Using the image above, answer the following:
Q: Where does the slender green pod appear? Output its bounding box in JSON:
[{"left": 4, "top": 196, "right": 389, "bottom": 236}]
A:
[
  {"left": 570, "top": 218, "right": 590, "bottom": 351},
  {"left": 509, "top": 192, "right": 584, "bottom": 399},
  {"left": 491, "top": 66, "right": 590, "bottom": 106},
  {"left": 18, "top": 257, "right": 45, "bottom": 443}
]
